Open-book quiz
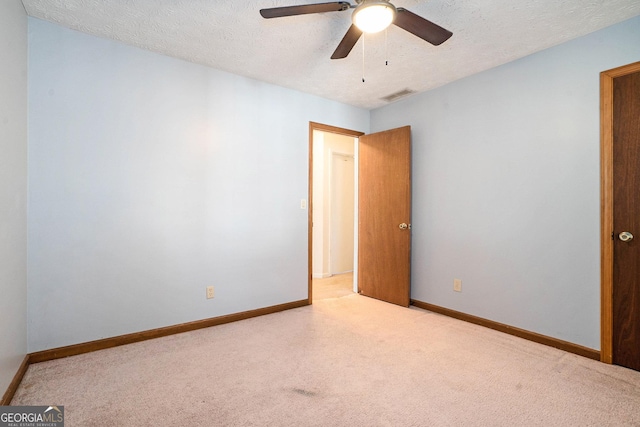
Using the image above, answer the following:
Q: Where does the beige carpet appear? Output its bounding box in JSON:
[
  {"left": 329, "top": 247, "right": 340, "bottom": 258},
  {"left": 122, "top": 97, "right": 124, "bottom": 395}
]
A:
[
  {"left": 11, "top": 293, "right": 640, "bottom": 426},
  {"left": 312, "top": 272, "right": 354, "bottom": 301}
]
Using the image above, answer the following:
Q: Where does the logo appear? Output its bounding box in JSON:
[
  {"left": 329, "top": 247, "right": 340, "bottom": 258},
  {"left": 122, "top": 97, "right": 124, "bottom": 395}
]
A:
[{"left": 0, "top": 406, "right": 64, "bottom": 427}]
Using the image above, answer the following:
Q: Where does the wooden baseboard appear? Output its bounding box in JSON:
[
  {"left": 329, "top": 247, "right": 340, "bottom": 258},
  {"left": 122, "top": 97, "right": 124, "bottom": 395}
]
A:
[
  {"left": 29, "top": 299, "right": 309, "bottom": 364},
  {"left": 3, "top": 300, "right": 308, "bottom": 401},
  {"left": 410, "top": 299, "right": 600, "bottom": 360},
  {"left": 1, "top": 355, "right": 30, "bottom": 405}
]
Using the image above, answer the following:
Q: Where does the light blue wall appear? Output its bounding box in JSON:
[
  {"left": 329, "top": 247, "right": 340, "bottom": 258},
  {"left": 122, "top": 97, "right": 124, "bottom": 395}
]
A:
[
  {"left": 371, "top": 15, "right": 640, "bottom": 349},
  {"left": 27, "top": 18, "right": 369, "bottom": 352},
  {"left": 0, "top": 0, "right": 28, "bottom": 394},
  {"left": 23, "top": 12, "right": 640, "bottom": 354}
]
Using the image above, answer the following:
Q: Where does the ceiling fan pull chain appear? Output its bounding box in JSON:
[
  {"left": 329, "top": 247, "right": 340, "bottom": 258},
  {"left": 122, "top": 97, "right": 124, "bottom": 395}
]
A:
[
  {"left": 385, "top": 28, "right": 389, "bottom": 66},
  {"left": 362, "top": 33, "right": 365, "bottom": 82}
]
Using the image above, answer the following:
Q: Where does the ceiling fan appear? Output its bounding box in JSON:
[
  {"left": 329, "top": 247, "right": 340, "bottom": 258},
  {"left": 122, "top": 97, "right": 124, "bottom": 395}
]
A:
[{"left": 260, "top": 0, "right": 453, "bottom": 59}]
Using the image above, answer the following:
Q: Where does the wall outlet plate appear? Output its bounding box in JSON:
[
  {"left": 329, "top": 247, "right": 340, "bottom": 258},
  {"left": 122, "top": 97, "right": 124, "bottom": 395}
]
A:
[
  {"left": 453, "top": 279, "right": 462, "bottom": 292},
  {"left": 206, "top": 286, "right": 215, "bottom": 299}
]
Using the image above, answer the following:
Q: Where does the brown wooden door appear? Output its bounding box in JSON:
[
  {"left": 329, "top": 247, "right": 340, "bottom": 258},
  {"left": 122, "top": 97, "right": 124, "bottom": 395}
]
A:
[
  {"left": 358, "top": 126, "right": 411, "bottom": 307},
  {"left": 612, "top": 69, "right": 640, "bottom": 371}
]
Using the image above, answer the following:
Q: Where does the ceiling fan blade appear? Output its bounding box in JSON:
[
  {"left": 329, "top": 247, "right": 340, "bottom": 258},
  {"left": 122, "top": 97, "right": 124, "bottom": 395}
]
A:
[
  {"left": 331, "top": 24, "right": 363, "bottom": 59},
  {"left": 393, "top": 8, "right": 453, "bottom": 46},
  {"left": 260, "top": 2, "right": 351, "bottom": 19}
]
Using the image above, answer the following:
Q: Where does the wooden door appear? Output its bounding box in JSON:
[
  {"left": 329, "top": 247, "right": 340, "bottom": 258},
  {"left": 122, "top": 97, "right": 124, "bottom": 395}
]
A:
[
  {"left": 358, "top": 126, "right": 411, "bottom": 307},
  {"left": 612, "top": 69, "right": 640, "bottom": 371}
]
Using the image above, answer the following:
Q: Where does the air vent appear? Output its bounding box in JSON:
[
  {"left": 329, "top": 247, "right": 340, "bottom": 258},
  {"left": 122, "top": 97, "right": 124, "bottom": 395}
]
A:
[{"left": 381, "top": 88, "right": 416, "bottom": 103}]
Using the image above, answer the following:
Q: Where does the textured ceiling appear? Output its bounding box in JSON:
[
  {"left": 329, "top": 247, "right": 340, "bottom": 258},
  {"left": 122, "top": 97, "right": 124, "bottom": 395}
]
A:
[{"left": 21, "top": 0, "right": 640, "bottom": 109}]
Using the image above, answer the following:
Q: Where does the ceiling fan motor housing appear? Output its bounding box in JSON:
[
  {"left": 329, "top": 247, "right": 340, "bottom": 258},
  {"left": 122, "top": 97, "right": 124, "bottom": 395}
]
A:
[{"left": 352, "top": 0, "right": 397, "bottom": 33}]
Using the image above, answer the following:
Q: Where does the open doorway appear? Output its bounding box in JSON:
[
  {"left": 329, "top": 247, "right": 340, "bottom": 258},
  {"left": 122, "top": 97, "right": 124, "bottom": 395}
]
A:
[
  {"left": 308, "top": 123, "right": 412, "bottom": 306},
  {"left": 308, "top": 123, "right": 363, "bottom": 302}
]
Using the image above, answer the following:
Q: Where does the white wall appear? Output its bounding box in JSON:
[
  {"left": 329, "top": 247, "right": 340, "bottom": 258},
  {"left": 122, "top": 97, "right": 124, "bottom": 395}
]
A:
[
  {"left": 27, "top": 18, "right": 369, "bottom": 352},
  {"left": 371, "top": 15, "right": 640, "bottom": 350},
  {"left": 311, "top": 131, "right": 326, "bottom": 278},
  {"left": 0, "top": 0, "right": 28, "bottom": 395},
  {"left": 330, "top": 152, "right": 355, "bottom": 274},
  {"left": 311, "top": 131, "right": 356, "bottom": 278}
]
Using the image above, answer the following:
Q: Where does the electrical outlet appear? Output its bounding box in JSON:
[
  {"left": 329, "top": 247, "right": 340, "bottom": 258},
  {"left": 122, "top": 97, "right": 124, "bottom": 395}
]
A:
[
  {"left": 300, "top": 199, "right": 307, "bottom": 209},
  {"left": 206, "top": 286, "right": 215, "bottom": 299},
  {"left": 453, "top": 279, "right": 462, "bottom": 292}
]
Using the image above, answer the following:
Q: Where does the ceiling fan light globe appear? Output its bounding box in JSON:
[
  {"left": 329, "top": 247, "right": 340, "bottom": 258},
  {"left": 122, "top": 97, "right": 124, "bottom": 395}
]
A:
[{"left": 352, "top": 1, "right": 396, "bottom": 33}]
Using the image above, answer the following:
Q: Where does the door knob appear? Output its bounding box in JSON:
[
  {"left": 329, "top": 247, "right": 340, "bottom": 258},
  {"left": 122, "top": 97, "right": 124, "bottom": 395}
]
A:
[
  {"left": 399, "top": 223, "right": 409, "bottom": 230},
  {"left": 619, "top": 231, "right": 634, "bottom": 242}
]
